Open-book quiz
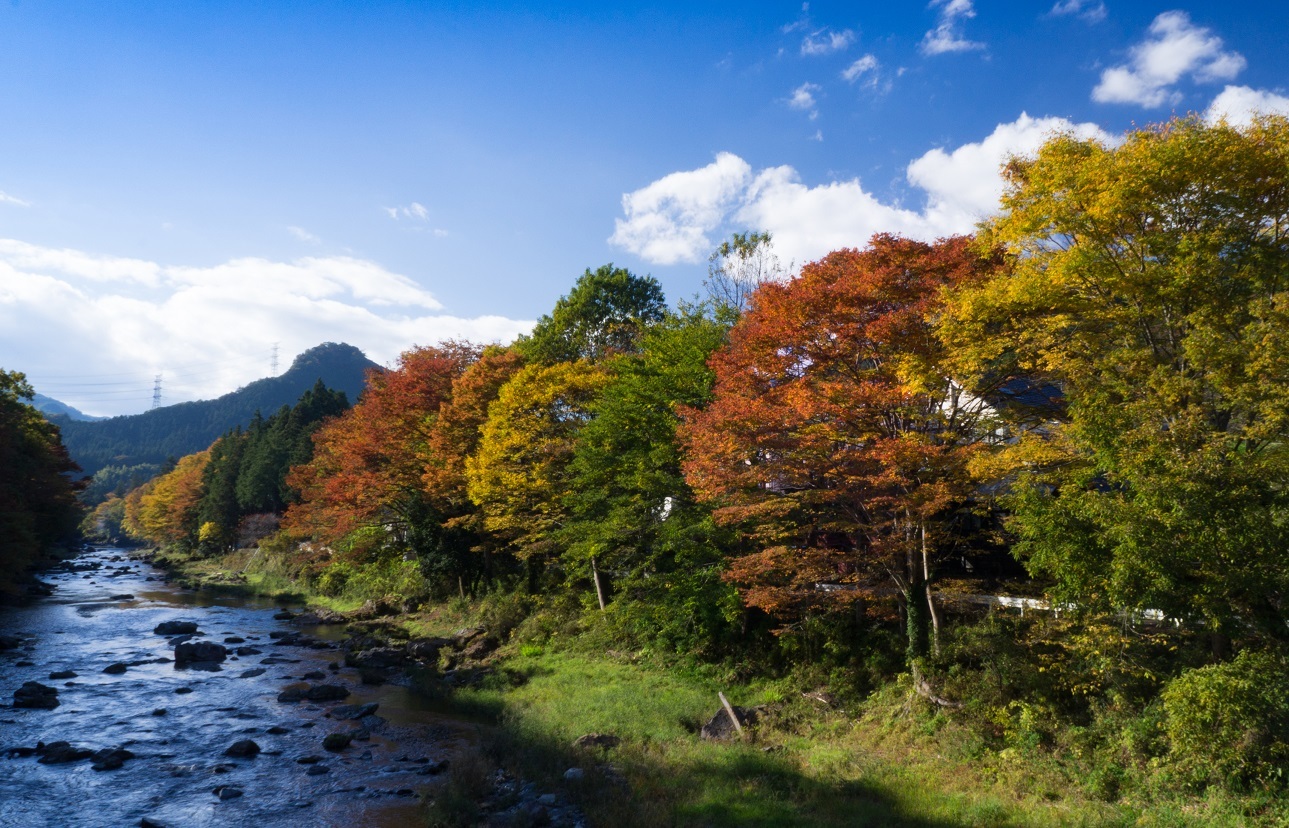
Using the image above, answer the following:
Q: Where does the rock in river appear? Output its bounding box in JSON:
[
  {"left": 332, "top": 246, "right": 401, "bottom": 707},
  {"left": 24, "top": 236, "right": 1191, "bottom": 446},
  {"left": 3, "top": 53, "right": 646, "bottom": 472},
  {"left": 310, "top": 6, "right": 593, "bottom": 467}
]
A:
[
  {"left": 223, "top": 739, "right": 261, "bottom": 758},
  {"left": 174, "top": 641, "right": 227, "bottom": 666},
  {"left": 90, "top": 747, "right": 135, "bottom": 771},
  {"left": 322, "top": 732, "right": 352, "bottom": 751},
  {"left": 36, "top": 741, "right": 92, "bottom": 764},
  {"left": 154, "top": 620, "right": 199, "bottom": 636},
  {"left": 13, "top": 681, "right": 59, "bottom": 710}
]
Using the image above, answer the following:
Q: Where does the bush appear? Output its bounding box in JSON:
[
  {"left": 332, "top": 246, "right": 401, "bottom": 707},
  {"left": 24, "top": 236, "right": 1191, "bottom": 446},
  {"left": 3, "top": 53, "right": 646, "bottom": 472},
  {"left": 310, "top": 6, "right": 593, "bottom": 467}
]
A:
[{"left": 1161, "top": 649, "right": 1289, "bottom": 790}]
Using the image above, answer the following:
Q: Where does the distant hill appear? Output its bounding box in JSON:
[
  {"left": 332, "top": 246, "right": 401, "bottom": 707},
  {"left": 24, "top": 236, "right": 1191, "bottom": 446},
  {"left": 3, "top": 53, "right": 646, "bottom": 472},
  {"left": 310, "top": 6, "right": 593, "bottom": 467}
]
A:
[
  {"left": 31, "top": 393, "right": 106, "bottom": 422},
  {"left": 58, "top": 342, "right": 379, "bottom": 477}
]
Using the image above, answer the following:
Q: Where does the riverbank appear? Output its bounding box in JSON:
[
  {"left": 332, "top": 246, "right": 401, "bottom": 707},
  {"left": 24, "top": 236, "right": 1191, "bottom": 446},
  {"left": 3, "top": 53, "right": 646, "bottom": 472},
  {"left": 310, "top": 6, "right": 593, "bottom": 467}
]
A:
[{"left": 133, "top": 546, "right": 1289, "bottom": 828}]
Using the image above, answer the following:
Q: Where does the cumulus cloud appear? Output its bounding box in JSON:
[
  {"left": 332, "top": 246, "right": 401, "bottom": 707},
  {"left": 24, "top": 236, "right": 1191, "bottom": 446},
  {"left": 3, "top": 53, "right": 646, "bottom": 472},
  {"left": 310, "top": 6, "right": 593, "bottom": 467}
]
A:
[
  {"left": 841, "top": 54, "right": 879, "bottom": 83},
  {"left": 1093, "top": 11, "right": 1245, "bottom": 107},
  {"left": 608, "top": 152, "right": 752, "bottom": 266},
  {"left": 921, "top": 0, "right": 985, "bottom": 56},
  {"left": 609, "top": 113, "right": 1116, "bottom": 268},
  {"left": 801, "top": 28, "right": 855, "bottom": 56},
  {"left": 0, "top": 243, "right": 533, "bottom": 416},
  {"left": 1050, "top": 0, "right": 1106, "bottom": 23},
  {"left": 0, "top": 191, "right": 30, "bottom": 207},
  {"left": 1205, "top": 85, "right": 1289, "bottom": 127}
]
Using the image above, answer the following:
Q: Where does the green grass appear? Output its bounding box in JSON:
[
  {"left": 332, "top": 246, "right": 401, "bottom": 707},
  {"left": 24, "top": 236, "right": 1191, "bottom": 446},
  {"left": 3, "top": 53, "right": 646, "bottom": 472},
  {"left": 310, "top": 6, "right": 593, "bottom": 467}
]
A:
[{"left": 431, "top": 649, "right": 1148, "bottom": 827}]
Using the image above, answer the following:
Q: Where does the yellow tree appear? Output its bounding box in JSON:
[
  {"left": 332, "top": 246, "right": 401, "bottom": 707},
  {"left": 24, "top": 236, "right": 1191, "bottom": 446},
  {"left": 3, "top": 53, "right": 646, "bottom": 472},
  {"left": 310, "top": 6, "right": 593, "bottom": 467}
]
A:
[
  {"left": 465, "top": 360, "right": 611, "bottom": 566},
  {"left": 942, "top": 116, "right": 1289, "bottom": 645},
  {"left": 133, "top": 451, "right": 211, "bottom": 549}
]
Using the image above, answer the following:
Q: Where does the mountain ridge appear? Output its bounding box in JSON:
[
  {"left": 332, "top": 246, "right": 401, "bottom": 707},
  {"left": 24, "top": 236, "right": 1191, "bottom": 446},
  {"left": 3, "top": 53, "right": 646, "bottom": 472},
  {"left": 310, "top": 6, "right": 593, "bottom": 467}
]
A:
[{"left": 58, "top": 342, "right": 379, "bottom": 477}]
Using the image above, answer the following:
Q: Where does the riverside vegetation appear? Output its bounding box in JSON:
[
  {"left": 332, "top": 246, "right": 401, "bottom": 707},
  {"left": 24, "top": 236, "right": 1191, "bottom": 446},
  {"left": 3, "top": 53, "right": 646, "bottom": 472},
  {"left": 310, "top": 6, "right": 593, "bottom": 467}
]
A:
[{"left": 23, "top": 116, "right": 1289, "bottom": 826}]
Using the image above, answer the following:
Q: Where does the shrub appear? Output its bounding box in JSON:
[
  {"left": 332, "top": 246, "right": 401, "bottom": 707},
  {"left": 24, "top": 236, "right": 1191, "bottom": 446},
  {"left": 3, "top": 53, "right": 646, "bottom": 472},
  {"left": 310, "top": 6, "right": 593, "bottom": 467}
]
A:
[{"left": 1160, "top": 649, "right": 1289, "bottom": 790}]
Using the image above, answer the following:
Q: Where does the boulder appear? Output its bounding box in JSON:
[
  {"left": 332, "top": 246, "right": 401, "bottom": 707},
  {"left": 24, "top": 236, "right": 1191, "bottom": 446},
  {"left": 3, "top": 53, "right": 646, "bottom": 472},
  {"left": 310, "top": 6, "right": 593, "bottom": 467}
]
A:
[
  {"left": 48, "top": 670, "right": 77, "bottom": 680},
  {"left": 174, "top": 641, "right": 227, "bottom": 666},
  {"left": 322, "top": 732, "right": 352, "bottom": 751},
  {"left": 328, "top": 702, "right": 379, "bottom": 720},
  {"left": 212, "top": 785, "right": 243, "bottom": 800},
  {"left": 223, "top": 739, "right": 261, "bottom": 758},
  {"left": 305, "top": 684, "right": 350, "bottom": 702},
  {"left": 276, "top": 684, "right": 309, "bottom": 703},
  {"left": 0, "top": 635, "right": 24, "bottom": 651},
  {"left": 90, "top": 747, "right": 135, "bottom": 771},
  {"left": 406, "top": 637, "right": 451, "bottom": 662},
  {"left": 461, "top": 635, "right": 499, "bottom": 662},
  {"left": 13, "top": 681, "right": 59, "bottom": 710},
  {"left": 36, "top": 741, "right": 92, "bottom": 764},
  {"left": 345, "top": 647, "right": 407, "bottom": 670},
  {"left": 154, "top": 620, "right": 199, "bottom": 636},
  {"left": 699, "top": 705, "right": 759, "bottom": 740},
  {"left": 103, "top": 662, "right": 129, "bottom": 674}
]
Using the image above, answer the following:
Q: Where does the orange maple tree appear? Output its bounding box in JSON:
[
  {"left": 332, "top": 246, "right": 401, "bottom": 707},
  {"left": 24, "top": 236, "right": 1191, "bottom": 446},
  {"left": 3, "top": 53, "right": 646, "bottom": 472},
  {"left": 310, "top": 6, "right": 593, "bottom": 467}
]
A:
[
  {"left": 284, "top": 343, "right": 479, "bottom": 553},
  {"left": 680, "top": 234, "right": 1002, "bottom": 660}
]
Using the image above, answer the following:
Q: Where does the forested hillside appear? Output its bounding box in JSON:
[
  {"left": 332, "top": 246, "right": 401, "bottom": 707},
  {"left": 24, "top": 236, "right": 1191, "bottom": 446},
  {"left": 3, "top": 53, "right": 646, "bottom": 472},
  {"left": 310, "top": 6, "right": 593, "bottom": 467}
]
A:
[
  {"left": 118, "top": 118, "right": 1289, "bottom": 819},
  {"left": 59, "top": 342, "right": 377, "bottom": 478}
]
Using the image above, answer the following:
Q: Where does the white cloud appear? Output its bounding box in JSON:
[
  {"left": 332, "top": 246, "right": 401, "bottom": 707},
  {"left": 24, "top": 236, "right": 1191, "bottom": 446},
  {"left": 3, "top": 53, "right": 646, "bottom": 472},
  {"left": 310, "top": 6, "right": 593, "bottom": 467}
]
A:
[
  {"left": 841, "top": 54, "right": 879, "bottom": 83},
  {"left": 0, "top": 244, "right": 533, "bottom": 416},
  {"left": 1093, "top": 11, "right": 1245, "bottom": 107},
  {"left": 287, "top": 226, "right": 321, "bottom": 244},
  {"left": 0, "top": 191, "right": 30, "bottom": 207},
  {"left": 1050, "top": 0, "right": 1106, "bottom": 23},
  {"left": 921, "top": 0, "right": 985, "bottom": 56},
  {"left": 788, "top": 82, "right": 821, "bottom": 117},
  {"left": 609, "top": 152, "right": 752, "bottom": 265},
  {"left": 610, "top": 113, "right": 1116, "bottom": 269},
  {"left": 907, "top": 113, "right": 1116, "bottom": 230},
  {"left": 1205, "top": 85, "right": 1289, "bottom": 127},
  {"left": 801, "top": 29, "right": 855, "bottom": 56},
  {"left": 385, "top": 201, "right": 431, "bottom": 221}
]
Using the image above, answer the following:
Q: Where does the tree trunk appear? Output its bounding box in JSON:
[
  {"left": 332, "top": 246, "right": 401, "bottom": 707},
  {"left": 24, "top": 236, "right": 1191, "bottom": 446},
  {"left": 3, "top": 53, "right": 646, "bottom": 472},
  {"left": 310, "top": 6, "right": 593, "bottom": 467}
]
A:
[
  {"left": 922, "top": 523, "right": 941, "bottom": 657},
  {"left": 591, "top": 556, "right": 607, "bottom": 611}
]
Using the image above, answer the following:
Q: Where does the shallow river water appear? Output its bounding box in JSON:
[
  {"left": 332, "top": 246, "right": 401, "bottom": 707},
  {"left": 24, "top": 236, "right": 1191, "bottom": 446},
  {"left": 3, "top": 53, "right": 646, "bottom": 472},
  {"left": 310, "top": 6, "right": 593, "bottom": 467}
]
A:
[{"left": 0, "top": 547, "right": 474, "bottom": 827}]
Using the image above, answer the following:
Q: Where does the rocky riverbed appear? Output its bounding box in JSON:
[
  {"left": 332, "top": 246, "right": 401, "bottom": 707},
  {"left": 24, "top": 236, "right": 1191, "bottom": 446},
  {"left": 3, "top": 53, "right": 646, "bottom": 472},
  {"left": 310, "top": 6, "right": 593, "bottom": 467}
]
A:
[{"left": 0, "top": 546, "right": 483, "bottom": 827}]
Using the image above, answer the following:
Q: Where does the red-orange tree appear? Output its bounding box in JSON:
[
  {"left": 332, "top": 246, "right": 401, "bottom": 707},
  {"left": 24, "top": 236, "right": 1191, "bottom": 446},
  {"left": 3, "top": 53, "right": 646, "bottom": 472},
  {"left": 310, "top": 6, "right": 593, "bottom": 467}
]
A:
[
  {"left": 284, "top": 343, "right": 478, "bottom": 559},
  {"left": 416, "top": 346, "right": 526, "bottom": 585},
  {"left": 681, "top": 235, "right": 1002, "bottom": 661}
]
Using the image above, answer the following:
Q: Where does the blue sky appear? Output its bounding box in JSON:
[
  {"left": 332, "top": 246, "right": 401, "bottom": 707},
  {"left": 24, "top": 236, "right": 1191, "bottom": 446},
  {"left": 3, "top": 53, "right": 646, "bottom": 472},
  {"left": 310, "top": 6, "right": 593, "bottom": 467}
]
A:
[{"left": 2, "top": 1, "right": 1287, "bottom": 414}]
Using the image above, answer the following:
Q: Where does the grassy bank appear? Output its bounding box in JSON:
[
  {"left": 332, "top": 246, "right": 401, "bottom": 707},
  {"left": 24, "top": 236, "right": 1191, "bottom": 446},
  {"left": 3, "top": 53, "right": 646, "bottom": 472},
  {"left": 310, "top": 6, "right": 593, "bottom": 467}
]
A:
[{"left": 138, "top": 546, "right": 1286, "bottom": 828}]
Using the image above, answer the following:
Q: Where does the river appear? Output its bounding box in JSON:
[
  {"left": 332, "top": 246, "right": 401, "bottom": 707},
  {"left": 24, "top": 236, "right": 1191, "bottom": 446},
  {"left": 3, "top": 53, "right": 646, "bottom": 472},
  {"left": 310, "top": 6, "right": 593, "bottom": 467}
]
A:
[{"left": 0, "top": 546, "right": 475, "bottom": 827}]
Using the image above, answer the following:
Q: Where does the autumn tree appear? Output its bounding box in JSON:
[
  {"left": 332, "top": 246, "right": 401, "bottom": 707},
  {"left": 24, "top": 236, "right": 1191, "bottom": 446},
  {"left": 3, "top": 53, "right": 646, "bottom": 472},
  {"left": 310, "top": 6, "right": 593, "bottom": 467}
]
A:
[
  {"left": 0, "top": 369, "right": 82, "bottom": 584},
  {"left": 284, "top": 344, "right": 477, "bottom": 559},
  {"left": 517, "top": 264, "right": 666, "bottom": 364},
  {"left": 465, "top": 360, "right": 612, "bottom": 573},
  {"left": 681, "top": 236, "right": 1003, "bottom": 662},
  {"left": 942, "top": 116, "right": 1289, "bottom": 647},
  {"left": 131, "top": 450, "right": 211, "bottom": 549},
  {"left": 417, "top": 346, "right": 526, "bottom": 587}
]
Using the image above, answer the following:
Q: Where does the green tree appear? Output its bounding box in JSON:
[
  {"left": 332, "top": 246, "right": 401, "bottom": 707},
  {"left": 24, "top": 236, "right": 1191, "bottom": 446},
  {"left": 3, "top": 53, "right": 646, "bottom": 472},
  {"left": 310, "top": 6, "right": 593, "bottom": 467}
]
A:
[
  {"left": 560, "top": 304, "right": 740, "bottom": 649},
  {"left": 518, "top": 264, "right": 666, "bottom": 364},
  {"left": 0, "top": 369, "right": 83, "bottom": 585},
  {"left": 942, "top": 116, "right": 1289, "bottom": 646}
]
